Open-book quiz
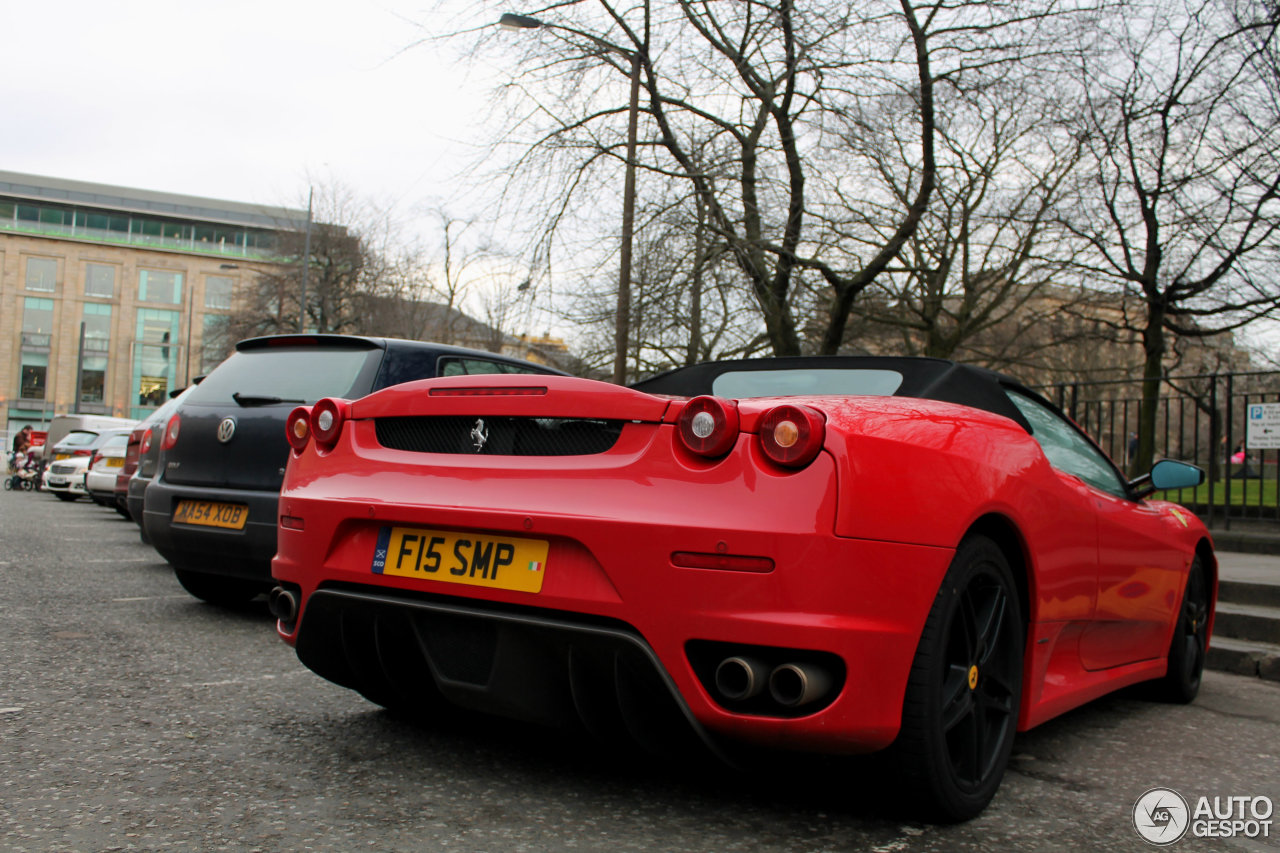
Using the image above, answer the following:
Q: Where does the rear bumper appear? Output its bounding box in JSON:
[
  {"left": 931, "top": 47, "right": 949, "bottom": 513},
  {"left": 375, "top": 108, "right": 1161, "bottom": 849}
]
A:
[
  {"left": 126, "top": 476, "right": 148, "bottom": 524},
  {"left": 143, "top": 478, "right": 280, "bottom": 580},
  {"left": 45, "top": 474, "right": 87, "bottom": 495},
  {"left": 272, "top": 441, "right": 954, "bottom": 753}
]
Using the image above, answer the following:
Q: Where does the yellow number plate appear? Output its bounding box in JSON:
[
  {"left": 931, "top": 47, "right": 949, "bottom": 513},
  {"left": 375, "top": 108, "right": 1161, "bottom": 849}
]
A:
[
  {"left": 105, "top": 458, "right": 124, "bottom": 468},
  {"left": 173, "top": 500, "right": 249, "bottom": 530},
  {"left": 373, "top": 526, "right": 548, "bottom": 594}
]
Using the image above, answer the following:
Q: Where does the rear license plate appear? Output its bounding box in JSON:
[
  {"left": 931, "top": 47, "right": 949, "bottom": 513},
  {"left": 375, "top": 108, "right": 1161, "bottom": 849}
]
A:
[
  {"left": 173, "top": 500, "right": 249, "bottom": 530},
  {"left": 373, "top": 526, "right": 548, "bottom": 594},
  {"left": 54, "top": 453, "right": 70, "bottom": 461},
  {"left": 105, "top": 458, "right": 124, "bottom": 468}
]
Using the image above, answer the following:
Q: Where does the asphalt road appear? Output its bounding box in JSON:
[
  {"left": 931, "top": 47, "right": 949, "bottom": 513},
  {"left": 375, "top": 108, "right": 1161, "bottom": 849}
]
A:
[{"left": 2, "top": 489, "right": 1278, "bottom": 852}]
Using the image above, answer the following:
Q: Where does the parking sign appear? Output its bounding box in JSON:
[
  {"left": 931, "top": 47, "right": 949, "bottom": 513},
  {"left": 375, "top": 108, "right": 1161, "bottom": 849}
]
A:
[{"left": 1246, "top": 403, "right": 1280, "bottom": 450}]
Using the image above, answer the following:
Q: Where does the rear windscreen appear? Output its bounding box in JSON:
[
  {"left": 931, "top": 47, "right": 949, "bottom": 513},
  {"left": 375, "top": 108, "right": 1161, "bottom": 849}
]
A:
[
  {"left": 711, "top": 368, "right": 904, "bottom": 399},
  {"left": 58, "top": 431, "right": 99, "bottom": 448},
  {"left": 185, "top": 346, "right": 382, "bottom": 405}
]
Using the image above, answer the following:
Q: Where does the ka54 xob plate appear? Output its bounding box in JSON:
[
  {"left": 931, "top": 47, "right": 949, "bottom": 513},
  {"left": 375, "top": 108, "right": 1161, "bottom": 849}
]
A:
[
  {"left": 172, "top": 500, "right": 249, "bottom": 530},
  {"left": 372, "top": 526, "right": 548, "bottom": 594}
]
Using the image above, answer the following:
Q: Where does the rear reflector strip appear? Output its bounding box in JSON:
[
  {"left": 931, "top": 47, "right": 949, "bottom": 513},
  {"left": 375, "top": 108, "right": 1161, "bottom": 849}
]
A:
[
  {"left": 429, "top": 387, "right": 548, "bottom": 397},
  {"left": 671, "top": 551, "right": 775, "bottom": 573},
  {"left": 280, "top": 516, "right": 306, "bottom": 531}
]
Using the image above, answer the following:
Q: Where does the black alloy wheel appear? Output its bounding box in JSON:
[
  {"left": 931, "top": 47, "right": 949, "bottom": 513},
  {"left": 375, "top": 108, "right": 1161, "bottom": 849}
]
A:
[
  {"left": 1156, "top": 557, "right": 1210, "bottom": 704},
  {"left": 895, "top": 535, "right": 1023, "bottom": 822}
]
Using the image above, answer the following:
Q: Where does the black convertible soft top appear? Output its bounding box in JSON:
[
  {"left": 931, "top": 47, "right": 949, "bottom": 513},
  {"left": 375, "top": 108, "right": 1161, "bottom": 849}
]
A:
[{"left": 630, "top": 356, "right": 1036, "bottom": 433}]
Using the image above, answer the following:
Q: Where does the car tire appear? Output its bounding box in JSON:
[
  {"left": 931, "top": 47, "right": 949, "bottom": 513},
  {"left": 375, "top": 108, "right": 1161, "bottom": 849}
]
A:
[
  {"left": 54, "top": 492, "right": 78, "bottom": 502},
  {"left": 174, "top": 569, "right": 263, "bottom": 606},
  {"left": 1153, "top": 556, "right": 1209, "bottom": 704},
  {"left": 892, "top": 535, "right": 1023, "bottom": 822},
  {"left": 114, "top": 503, "right": 131, "bottom": 519}
]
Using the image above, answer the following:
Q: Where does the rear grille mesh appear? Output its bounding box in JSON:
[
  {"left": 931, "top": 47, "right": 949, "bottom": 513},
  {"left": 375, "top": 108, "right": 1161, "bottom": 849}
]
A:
[{"left": 375, "top": 416, "right": 625, "bottom": 456}]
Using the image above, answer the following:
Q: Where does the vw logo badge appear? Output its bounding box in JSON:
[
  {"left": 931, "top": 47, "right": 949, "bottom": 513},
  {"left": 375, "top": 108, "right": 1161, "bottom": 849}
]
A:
[
  {"left": 470, "top": 418, "right": 489, "bottom": 452},
  {"left": 216, "top": 417, "right": 237, "bottom": 444}
]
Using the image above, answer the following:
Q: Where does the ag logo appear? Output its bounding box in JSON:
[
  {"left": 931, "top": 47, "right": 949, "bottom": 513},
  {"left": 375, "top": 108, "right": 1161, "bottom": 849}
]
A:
[
  {"left": 1133, "top": 787, "right": 1190, "bottom": 845},
  {"left": 216, "top": 417, "right": 237, "bottom": 444}
]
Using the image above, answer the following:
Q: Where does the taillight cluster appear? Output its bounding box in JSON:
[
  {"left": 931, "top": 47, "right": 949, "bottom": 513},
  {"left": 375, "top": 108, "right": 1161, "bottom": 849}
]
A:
[
  {"left": 161, "top": 414, "right": 181, "bottom": 451},
  {"left": 140, "top": 427, "right": 154, "bottom": 455},
  {"left": 758, "top": 404, "right": 825, "bottom": 467},
  {"left": 286, "top": 398, "right": 351, "bottom": 453},
  {"left": 675, "top": 396, "right": 825, "bottom": 468}
]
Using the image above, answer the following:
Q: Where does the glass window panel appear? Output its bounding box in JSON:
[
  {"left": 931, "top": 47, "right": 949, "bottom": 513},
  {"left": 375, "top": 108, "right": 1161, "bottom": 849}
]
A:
[
  {"left": 138, "top": 269, "right": 182, "bottom": 304},
  {"left": 204, "top": 275, "right": 233, "bottom": 310},
  {"left": 80, "top": 355, "right": 107, "bottom": 404},
  {"left": 82, "top": 304, "right": 112, "bottom": 353},
  {"left": 39, "top": 207, "right": 68, "bottom": 225},
  {"left": 134, "top": 309, "right": 180, "bottom": 408},
  {"left": 17, "top": 204, "right": 39, "bottom": 222},
  {"left": 25, "top": 257, "right": 58, "bottom": 292},
  {"left": 1005, "top": 390, "right": 1127, "bottom": 497},
  {"left": 22, "top": 298, "right": 55, "bottom": 333},
  {"left": 86, "top": 212, "right": 110, "bottom": 230},
  {"left": 84, "top": 263, "right": 116, "bottom": 298},
  {"left": 20, "top": 353, "right": 48, "bottom": 399}
]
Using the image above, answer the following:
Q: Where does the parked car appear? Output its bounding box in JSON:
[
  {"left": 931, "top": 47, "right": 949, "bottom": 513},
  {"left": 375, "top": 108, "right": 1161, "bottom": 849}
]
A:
[
  {"left": 85, "top": 432, "right": 131, "bottom": 508},
  {"left": 124, "top": 386, "right": 198, "bottom": 538},
  {"left": 144, "top": 334, "right": 567, "bottom": 607},
  {"left": 269, "top": 356, "right": 1214, "bottom": 822},
  {"left": 44, "top": 428, "right": 136, "bottom": 501},
  {"left": 33, "top": 413, "right": 136, "bottom": 471}
]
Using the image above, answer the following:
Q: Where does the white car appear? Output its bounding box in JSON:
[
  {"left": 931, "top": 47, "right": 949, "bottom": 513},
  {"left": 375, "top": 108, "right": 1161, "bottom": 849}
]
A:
[
  {"left": 44, "top": 428, "right": 134, "bottom": 501},
  {"left": 85, "top": 432, "right": 131, "bottom": 507}
]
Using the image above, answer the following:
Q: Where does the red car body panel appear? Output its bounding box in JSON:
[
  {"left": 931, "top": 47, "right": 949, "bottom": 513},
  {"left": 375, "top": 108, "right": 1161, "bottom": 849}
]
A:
[{"left": 272, "top": 372, "right": 1214, "bottom": 753}]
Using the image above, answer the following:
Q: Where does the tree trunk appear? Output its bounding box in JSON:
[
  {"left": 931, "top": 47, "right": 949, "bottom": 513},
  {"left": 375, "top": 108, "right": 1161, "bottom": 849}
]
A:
[{"left": 1134, "top": 304, "right": 1165, "bottom": 476}]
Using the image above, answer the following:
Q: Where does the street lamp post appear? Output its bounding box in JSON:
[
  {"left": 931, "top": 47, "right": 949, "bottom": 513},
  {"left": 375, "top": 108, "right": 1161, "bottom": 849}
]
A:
[
  {"left": 300, "top": 187, "right": 313, "bottom": 334},
  {"left": 499, "top": 13, "right": 640, "bottom": 385}
]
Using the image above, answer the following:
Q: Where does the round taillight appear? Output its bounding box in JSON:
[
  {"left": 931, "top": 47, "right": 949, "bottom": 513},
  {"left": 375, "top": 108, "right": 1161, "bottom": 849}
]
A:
[
  {"left": 161, "top": 414, "right": 181, "bottom": 451},
  {"left": 139, "top": 427, "right": 153, "bottom": 455},
  {"left": 758, "top": 405, "right": 825, "bottom": 468},
  {"left": 310, "top": 398, "right": 350, "bottom": 449},
  {"left": 286, "top": 406, "right": 312, "bottom": 452},
  {"left": 676, "top": 396, "right": 739, "bottom": 457}
]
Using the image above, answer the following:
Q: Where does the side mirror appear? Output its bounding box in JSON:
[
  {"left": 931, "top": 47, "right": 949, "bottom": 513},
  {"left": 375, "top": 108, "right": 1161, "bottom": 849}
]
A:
[{"left": 1131, "top": 459, "right": 1206, "bottom": 498}]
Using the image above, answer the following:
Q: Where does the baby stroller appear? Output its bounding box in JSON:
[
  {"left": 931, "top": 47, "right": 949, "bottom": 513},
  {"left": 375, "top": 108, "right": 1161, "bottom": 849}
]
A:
[{"left": 5, "top": 450, "right": 38, "bottom": 491}]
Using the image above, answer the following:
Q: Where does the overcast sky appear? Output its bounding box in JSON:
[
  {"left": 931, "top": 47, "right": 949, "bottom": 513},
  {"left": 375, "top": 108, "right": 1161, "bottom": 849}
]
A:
[
  {"left": 7, "top": 2, "right": 1277, "bottom": 358},
  {"left": 5, "top": 1, "right": 497, "bottom": 225}
]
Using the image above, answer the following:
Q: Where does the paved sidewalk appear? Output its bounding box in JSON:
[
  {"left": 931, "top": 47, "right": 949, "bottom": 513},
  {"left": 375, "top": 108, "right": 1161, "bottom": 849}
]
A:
[{"left": 1216, "top": 549, "right": 1280, "bottom": 583}]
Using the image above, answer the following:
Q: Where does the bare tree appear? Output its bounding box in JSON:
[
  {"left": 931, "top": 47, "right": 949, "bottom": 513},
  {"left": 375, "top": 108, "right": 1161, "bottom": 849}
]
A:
[
  {"left": 1065, "top": 0, "right": 1280, "bottom": 472},
  {"left": 229, "top": 183, "right": 409, "bottom": 339},
  {"left": 846, "top": 76, "right": 1089, "bottom": 368},
  {"left": 462, "top": 0, "right": 1097, "bottom": 378}
]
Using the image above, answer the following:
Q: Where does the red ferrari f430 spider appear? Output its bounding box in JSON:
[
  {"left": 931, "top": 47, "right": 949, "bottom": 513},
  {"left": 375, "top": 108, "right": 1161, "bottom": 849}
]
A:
[{"left": 270, "top": 357, "right": 1214, "bottom": 821}]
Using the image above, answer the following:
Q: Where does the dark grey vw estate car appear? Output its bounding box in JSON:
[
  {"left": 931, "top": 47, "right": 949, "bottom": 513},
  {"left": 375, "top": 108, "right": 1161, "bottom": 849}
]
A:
[{"left": 143, "top": 334, "right": 566, "bottom": 605}]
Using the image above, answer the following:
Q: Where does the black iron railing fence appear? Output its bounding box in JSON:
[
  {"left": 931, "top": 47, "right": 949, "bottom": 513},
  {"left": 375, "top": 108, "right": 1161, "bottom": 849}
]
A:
[{"left": 1040, "top": 370, "right": 1280, "bottom": 530}]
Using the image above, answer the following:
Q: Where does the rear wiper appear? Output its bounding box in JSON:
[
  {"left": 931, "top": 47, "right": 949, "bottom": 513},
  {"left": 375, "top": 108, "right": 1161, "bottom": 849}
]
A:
[{"left": 232, "top": 392, "right": 305, "bottom": 407}]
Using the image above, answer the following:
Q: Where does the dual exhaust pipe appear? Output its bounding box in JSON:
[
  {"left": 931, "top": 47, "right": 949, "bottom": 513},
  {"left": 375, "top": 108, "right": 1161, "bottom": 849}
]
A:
[
  {"left": 269, "top": 586, "right": 301, "bottom": 624},
  {"left": 714, "top": 655, "right": 832, "bottom": 708}
]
